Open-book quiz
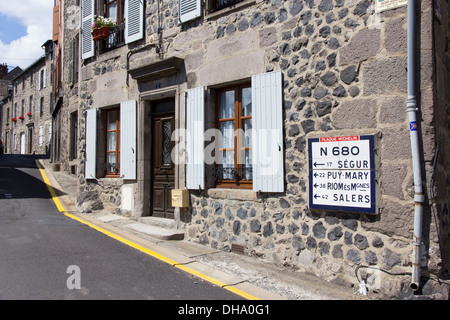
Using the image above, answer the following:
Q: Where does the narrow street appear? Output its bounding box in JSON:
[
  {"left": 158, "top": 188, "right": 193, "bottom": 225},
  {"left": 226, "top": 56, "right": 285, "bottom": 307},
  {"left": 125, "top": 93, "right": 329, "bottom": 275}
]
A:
[{"left": 0, "top": 154, "right": 242, "bottom": 300}]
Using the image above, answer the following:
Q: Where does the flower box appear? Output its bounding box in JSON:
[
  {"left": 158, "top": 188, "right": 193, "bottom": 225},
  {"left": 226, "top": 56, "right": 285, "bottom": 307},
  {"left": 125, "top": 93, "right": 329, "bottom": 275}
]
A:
[
  {"left": 92, "top": 26, "right": 111, "bottom": 41},
  {"left": 19, "top": 115, "right": 25, "bottom": 120},
  {"left": 91, "top": 16, "right": 116, "bottom": 41},
  {"left": 11, "top": 118, "right": 17, "bottom": 122},
  {"left": 27, "top": 112, "right": 32, "bottom": 117}
]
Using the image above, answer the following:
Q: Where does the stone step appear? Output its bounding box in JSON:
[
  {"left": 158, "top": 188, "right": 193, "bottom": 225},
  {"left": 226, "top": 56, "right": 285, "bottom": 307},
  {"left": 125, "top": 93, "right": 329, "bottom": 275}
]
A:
[
  {"left": 138, "top": 216, "right": 185, "bottom": 229},
  {"left": 125, "top": 223, "right": 185, "bottom": 241},
  {"left": 131, "top": 217, "right": 185, "bottom": 241}
]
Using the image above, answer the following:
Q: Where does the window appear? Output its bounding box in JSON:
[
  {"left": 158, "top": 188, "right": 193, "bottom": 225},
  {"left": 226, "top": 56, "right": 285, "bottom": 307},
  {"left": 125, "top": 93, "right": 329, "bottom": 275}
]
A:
[
  {"left": 105, "top": 107, "right": 120, "bottom": 177},
  {"left": 185, "top": 71, "right": 284, "bottom": 193},
  {"left": 70, "top": 112, "right": 78, "bottom": 161},
  {"left": 101, "top": 0, "right": 126, "bottom": 51},
  {"left": 209, "top": 0, "right": 246, "bottom": 13},
  {"left": 81, "top": 0, "right": 143, "bottom": 59},
  {"left": 29, "top": 96, "right": 33, "bottom": 114},
  {"left": 40, "top": 97, "right": 44, "bottom": 117},
  {"left": 39, "top": 69, "right": 46, "bottom": 90},
  {"left": 85, "top": 101, "right": 136, "bottom": 180},
  {"left": 105, "top": 0, "right": 125, "bottom": 23},
  {"left": 215, "top": 84, "right": 252, "bottom": 189},
  {"left": 68, "top": 35, "right": 80, "bottom": 86}
]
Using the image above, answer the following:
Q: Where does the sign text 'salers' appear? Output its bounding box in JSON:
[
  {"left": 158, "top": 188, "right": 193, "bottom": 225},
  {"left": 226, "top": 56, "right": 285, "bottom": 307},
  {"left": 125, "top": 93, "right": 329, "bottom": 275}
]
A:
[{"left": 308, "top": 135, "right": 376, "bottom": 214}]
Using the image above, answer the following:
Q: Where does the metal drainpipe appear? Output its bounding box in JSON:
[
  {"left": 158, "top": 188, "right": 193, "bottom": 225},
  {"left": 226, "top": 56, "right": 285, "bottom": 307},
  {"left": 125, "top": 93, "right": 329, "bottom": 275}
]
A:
[{"left": 406, "top": 0, "right": 425, "bottom": 291}]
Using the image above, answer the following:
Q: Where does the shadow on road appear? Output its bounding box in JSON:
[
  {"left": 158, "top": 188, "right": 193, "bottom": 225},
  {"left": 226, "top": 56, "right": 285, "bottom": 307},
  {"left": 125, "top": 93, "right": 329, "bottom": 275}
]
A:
[{"left": 0, "top": 154, "right": 66, "bottom": 200}]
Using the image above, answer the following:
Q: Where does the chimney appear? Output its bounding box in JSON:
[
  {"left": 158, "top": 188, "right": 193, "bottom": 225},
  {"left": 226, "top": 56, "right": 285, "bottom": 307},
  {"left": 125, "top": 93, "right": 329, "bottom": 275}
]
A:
[{"left": 0, "top": 63, "right": 8, "bottom": 79}]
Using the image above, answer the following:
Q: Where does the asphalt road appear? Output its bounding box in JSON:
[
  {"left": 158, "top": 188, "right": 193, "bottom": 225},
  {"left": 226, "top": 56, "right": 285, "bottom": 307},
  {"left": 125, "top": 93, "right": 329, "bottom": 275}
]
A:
[{"left": 0, "top": 155, "right": 242, "bottom": 300}]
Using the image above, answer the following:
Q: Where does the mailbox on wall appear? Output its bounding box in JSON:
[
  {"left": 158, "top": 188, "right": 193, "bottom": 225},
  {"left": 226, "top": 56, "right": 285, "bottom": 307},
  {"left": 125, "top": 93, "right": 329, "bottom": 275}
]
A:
[{"left": 171, "top": 189, "right": 190, "bottom": 208}]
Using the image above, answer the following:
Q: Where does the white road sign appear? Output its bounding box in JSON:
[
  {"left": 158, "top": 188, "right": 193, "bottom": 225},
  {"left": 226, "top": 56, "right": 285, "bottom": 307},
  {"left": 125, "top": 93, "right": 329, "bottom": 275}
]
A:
[
  {"left": 375, "top": 0, "right": 407, "bottom": 12},
  {"left": 308, "top": 135, "right": 376, "bottom": 214}
]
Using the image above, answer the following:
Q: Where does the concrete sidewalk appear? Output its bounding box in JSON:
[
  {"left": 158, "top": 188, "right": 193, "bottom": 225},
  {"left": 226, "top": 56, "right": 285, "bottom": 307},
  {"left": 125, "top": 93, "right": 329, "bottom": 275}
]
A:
[{"left": 37, "top": 159, "right": 363, "bottom": 300}]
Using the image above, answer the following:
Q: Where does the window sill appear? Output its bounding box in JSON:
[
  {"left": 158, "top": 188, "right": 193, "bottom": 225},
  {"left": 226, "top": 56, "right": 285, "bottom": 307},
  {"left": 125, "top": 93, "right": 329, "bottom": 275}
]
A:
[
  {"left": 207, "top": 188, "right": 261, "bottom": 201},
  {"left": 105, "top": 174, "right": 121, "bottom": 178},
  {"left": 205, "top": 0, "right": 257, "bottom": 21}
]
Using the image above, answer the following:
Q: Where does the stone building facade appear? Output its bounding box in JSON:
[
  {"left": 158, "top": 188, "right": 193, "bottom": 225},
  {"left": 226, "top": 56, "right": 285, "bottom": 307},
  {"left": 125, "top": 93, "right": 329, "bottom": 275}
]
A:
[
  {"left": 51, "top": 0, "right": 81, "bottom": 173},
  {"left": 1, "top": 42, "right": 54, "bottom": 155},
  {"left": 58, "top": 0, "right": 449, "bottom": 299}
]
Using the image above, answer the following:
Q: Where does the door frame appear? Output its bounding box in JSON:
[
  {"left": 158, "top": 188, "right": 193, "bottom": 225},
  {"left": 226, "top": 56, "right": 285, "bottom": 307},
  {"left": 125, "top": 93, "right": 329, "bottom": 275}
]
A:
[{"left": 136, "top": 85, "right": 183, "bottom": 219}]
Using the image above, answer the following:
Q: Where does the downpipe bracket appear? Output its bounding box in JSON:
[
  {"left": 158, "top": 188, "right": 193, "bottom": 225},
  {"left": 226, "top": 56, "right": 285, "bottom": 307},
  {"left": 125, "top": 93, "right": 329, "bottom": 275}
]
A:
[{"left": 405, "top": 98, "right": 417, "bottom": 112}]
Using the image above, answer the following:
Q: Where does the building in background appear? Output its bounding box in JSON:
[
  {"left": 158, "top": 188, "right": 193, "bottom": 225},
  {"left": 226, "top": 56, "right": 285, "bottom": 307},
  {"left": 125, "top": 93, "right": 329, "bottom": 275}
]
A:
[{"left": 0, "top": 42, "right": 53, "bottom": 155}]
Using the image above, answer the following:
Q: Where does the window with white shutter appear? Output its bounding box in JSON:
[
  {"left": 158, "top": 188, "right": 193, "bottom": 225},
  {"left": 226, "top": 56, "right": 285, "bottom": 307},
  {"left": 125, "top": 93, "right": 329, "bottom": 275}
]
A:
[
  {"left": 185, "top": 86, "right": 205, "bottom": 190},
  {"left": 251, "top": 71, "right": 284, "bottom": 193},
  {"left": 179, "top": 0, "right": 202, "bottom": 23},
  {"left": 125, "top": 0, "right": 143, "bottom": 44},
  {"left": 81, "top": 0, "right": 95, "bottom": 59}
]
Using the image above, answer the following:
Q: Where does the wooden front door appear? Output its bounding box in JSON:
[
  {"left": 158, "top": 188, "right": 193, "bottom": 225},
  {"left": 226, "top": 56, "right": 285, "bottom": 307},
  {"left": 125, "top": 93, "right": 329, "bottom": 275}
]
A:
[{"left": 151, "top": 111, "right": 175, "bottom": 219}]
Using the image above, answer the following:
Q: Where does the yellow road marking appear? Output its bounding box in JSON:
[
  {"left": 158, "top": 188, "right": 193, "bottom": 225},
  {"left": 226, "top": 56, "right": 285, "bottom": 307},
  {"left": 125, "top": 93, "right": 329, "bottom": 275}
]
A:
[
  {"left": 36, "top": 160, "right": 66, "bottom": 212},
  {"left": 35, "top": 160, "right": 259, "bottom": 300}
]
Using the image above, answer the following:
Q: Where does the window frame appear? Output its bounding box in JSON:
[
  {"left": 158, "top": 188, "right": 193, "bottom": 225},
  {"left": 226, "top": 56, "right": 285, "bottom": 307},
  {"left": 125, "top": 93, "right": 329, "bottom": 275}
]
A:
[
  {"left": 205, "top": 0, "right": 256, "bottom": 19},
  {"left": 214, "top": 83, "right": 253, "bottom": 189},
  {"left": 70, "top": 112, "right": 79, "bottom": 161},
  {"left": 104, "top": 107, "right": 121, "bottom": 177},
  {"left": 105, "top": 0, "right": 125, "bottom": 24},
  {"left": 100, "top": 0, "right": 126, "bottom": 53}
]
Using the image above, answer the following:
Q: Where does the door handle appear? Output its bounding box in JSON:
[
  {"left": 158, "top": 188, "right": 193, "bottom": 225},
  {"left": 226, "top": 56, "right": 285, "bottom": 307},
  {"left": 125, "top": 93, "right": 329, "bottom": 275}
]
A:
[{"left": 163, "top": 183, "right": 171, "bottom": 188}]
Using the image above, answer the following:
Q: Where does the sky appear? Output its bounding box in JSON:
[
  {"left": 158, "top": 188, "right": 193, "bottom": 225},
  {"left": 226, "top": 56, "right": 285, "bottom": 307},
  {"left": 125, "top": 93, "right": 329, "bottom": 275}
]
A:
[{"left": 0, "top": 0, "right": 53, "bottom": 71}]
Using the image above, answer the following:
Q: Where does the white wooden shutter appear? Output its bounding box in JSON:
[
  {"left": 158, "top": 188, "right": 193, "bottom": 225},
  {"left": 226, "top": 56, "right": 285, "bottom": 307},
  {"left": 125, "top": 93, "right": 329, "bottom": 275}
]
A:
[
  {"left": 85, "top": 108, "right": 97, "bottom": 179},
  {"left": 39, "top": 126, "right": 44, "bottom": 147},
  {"left": 49, "top": 122, "right": 52, "bottom": 143},
  {"left": 125, "top": 0, "right": 144, "bottom": 44},
  {"left": 179, "top": 0, "right": 202, "bottom": 23},
  {"left": 252, "top": 71, "right": 284, "bottom": 193},
  {"left": 81, "top": 0, "right": 95, "bottom": 59},
  {"left": 185, "top": 86, "right": 205, "bottom": 190},
  {"left": 120, "top": 100, "right": 137, "bottom": 180}
]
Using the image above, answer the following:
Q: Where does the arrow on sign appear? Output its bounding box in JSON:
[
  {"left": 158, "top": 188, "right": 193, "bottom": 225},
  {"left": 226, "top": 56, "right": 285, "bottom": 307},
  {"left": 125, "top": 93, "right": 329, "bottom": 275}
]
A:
[
  {"left": 314, "top": 162, "right": 325, "bottom": 168},
  {"left": 314, "top": 194, "right": 320, "bottom": 200},
  {"left": 314, "top": 183, "right": 319, "bottom": 189}
]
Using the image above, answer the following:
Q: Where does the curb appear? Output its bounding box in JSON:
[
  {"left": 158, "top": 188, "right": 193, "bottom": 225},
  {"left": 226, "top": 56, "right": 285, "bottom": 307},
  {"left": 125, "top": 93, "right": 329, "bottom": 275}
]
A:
[{"left": 35, "top": 159, "right": 285, "bottom": 300}]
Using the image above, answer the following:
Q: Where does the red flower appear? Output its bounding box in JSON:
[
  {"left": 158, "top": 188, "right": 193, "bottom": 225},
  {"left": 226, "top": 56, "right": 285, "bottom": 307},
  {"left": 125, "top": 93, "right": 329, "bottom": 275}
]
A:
[
  {"left": 27, "top": 112, "right": 32, "bottom": 116},
  {"left": 19, "top": 115, "right": 25, "bottom": 120},
  {"left": 11, "top": 118, "right": 17, "bottom": 122}
]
